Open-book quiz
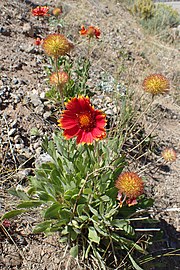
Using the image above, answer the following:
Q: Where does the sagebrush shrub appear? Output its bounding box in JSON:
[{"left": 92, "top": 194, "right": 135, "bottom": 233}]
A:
[
  {"left": 140, "top": 3, "right": 180, "bottom": 38},
  {"left": 131, "top": 0, "right": 155, "bottom": 20}
]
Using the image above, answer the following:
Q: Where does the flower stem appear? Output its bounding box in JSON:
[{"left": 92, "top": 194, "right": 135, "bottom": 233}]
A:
[{"left": 55, "top": 57, "right": 65, "bottom": 110}]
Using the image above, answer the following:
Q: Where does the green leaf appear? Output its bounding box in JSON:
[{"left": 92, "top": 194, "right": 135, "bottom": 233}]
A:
[
  {"left": 105, "top": 207, "right": 118, "bottom": 219},
  {"left": 64, "top": 188, "right": 79, "bottom": 201},
  {"left": 112, "top": 166, "right": 124, "bottom": 180},
  {"left": 51, "top": 219, "right": 67, "bottom": 228},
  {"left": 38, "top": 191, "right": 56, "bottom": 202},
  {"left": 83, "top": 188, "right": 93, "bottom": 195},
  {"left": 70, "top": 245, "right": 78, "bottom": 258},
  {"left": 33, "top": 221, "right": 52, "bottom": 233},
  {"left": 44, "top": 203, "right": 61, "bottom": 219},
  {"left": 17, "top": 201, "right": 43, "bottom": 209},
  {"left": 60, "top": 209, "right": 72, "bottom": 223},
  {"left": 85, "top": 244, "right": 91, "bottom": 259},
  {"left": 50, "top": 169, "right": 64, "bottom": 191},
  {"left": 77, "top": 204, "right": 85, "bottom": 216},
  {"left": 111, "top": 219, "right": 129, "bottom": 228},
  {"left": 9, "top": 189, "right": 29, "bottom": 200},
  {"left": 99, "top": 202, "right": 104, "bottom": 216},
  {"left": 69, "top": 227, "right": 78, "bottom": 241},
  {"left": 94, "top": 223, "right": 108, "bottom": 237},
  {"left": 100, "top": 195, "right": 110, "bottom": 202},
  {"left": 128, "top": 254, "right": 144, "bottom": 270},
  {"left": 1, "top": 209, "right": 27, "bottom": 220},
  {"left": 59, "top": 236, "right": 68, "bottom": 243},
  {"left": 89, "top": 205, "right": 99, "bottom": 217},
  {"left": 79, "top": 215, "right": 88, "bottom": 221},
  {"left": 42, "top": 136, "right": 49, "bottom": 152},
  {"left": 92, "top": 247, "right": 106, "bottom": 270},
  {"left": 139, "top": 198, "right": 154, "bottom": 208},
  {"left": 88, "top": 227, "right": 100, "bottom": 244},
  {"left": 111, "top": 219, "right": 135, "bottom": 235},
  {"left": 106, "top": 187, "right": 117, "bottom": 200}
]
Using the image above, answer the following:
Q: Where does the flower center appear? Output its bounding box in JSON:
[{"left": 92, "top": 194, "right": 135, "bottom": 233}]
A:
[
  {"left": 78, "top": 112, "right": 95, "bottom": 131},
  {"left": 79, "top": 114, "right": 91, "bottom": 127}
]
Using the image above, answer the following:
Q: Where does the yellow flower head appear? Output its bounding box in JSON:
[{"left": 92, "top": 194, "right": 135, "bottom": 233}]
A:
[
  {"left": 52, "top": 7, "right": 62, "bottom": 16},
  {"left": 143, "top": 74, "right": 170, "bottom": 95},
  {"left": 42, "top": 34, "right": 73, "bottom": 58},
  {"left": 115, "top": 172, "right": 144, "bottom": 199},
  {"left": 162, "top": 148, "right": 177, "bottom": 162},
  {"left": 50, "top": 71, "right": 69, "bottom": 86}
]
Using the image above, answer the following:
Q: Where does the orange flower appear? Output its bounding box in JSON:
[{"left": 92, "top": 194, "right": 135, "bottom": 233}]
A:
[
  {"left": 58, "top": 96, "right": 106, "bottom": 144},
  {"left": 32, "top": 6, "right": 49, "bottom": 16},
  {"left": 115, "top": 172, "right": 144, "bottom": 200},
  {"left": 50, "top": 71, "right": 69, "bottom": 86},
  {"left": 161, "top": 148, "right": 177, "bottom": 162},
  {"left": 42, "top": 34, "right": 73, "bottom": 58},
  {"left": 143, "top": 74, "right": 170, "bottom": 95},
  {"left": 52, "top": 7, "right": 63, "bottom": 16},
  {"left": 34, "top": 37, "right": 42, "bottom": 46},
  {"left": 80, "top": 25, "right": 101, "bottom": 39}
]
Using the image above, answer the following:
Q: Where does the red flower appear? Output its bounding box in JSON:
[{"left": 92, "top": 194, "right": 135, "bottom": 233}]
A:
[
  {"left": 80, "top": 25, "right": 101, "bottom": 39},
  {"left": 58, "top": 96, "right": 106, "bottom": 144},
  {"left": 31, "top": 6, "right": 49, "bottom": 16},
  {"left": 34, "top": 37, "right": 42, "bottom": 46},
  {"left": 2, "top": 219, "right": 11, "bottom": 228}
]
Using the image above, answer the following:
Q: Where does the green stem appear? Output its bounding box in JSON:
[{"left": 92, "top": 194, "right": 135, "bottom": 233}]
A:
[{"left": 55, "top": 57, "right": 65, "bottom": 110}]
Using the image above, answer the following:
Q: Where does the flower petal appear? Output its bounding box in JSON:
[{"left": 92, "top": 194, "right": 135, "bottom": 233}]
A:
[
  {"left": 92, "top": 127, "right": 105, "bottom": 138},
  {"left": 77, "top": 131, "right": 93, "bottom": 144},
  {"left": 63, "top": 125, "right": 80, "bottom": 139}
]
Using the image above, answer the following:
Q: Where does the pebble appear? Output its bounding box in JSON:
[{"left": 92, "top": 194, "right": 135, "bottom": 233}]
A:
[
  {"left": 35, "top": 153, "right": 53, "bottom": 167},
  {"left": 40, "top": 91, "right": 46, "bottom": 100},
  {"left": 22, "top": 22, "right": 34, "bottom": 37},
  {"left": 33, "top": 141, "right": 41, "bottom": 149},
  {"left": 8, "top": 128, "right": 16, "bottom": 137},
  {"left": 43, "top": 111, "right": 51, "bottom": 119},
  {"left": 0, "top": 26, "right": 11, "bottom": 36},
  {"left": 15, "top": 169, "right": 31, "bottom": 180},
  {"left": 35, "top": 104, "right": 44, "bottom": 114},
  {"left": 35, "top": 147, "right": 42, "bottom": 156},
  {"left": 29, "top": 92, "right": 42, "bottom": 107},
  {"left": 104, "top": 108, "right": 114, "bottom": 115},
  {"left": 11, "top": 119, "right": 17, "bottom": 128}
]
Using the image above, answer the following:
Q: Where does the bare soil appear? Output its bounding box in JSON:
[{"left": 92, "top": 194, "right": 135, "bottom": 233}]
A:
[{"left": 0, "top": 0, "right": 180, "bottom": 269}]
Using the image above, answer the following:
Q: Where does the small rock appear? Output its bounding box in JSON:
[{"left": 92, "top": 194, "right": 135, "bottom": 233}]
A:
[
  {"left": 22, "top": 148, "right": 32, "bottom": 159},
  {"left": 16, "top": 169, "right": 31, "bottom": 180},
  {"left": 8, "top": 128, "right": 16, "bottom": 136},
  {"left": 30, "top": 92, "right": 41, "bottom": 107},
  {"left": 43, "top": 111, "right": 51, "bottom": 119},
  {"left": 35, "top": 153, "right": 53, "bottom": 167},
  {"left": 34, "top": 104, "right": 44, "bottom": 114},
  {"left": 35, "top": 147, "right": 42, "bottom": 156},
  {"left": 11, "top": 119, "right": 17, "bottom": 128},
  {"left": 15, "top": 144, "right": 23, "bottom": 149},
  {"left": 22, "top": 22, "right": 34, "bottom": 37},
  {"left": 40, "top": 91, "right": 46, "bottom": 99},
  {"left": 33, "top": 141, "right": 41, "bottom": 149},
  {"left": 0, "top": 26, "right": 11, "bottom": 36},
  {"left": 104, "top": 109, "right": 113, "bottom": 115}
]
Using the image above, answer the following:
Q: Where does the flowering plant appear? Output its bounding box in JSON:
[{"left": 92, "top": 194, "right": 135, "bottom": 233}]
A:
[{"left": 1, "top": 13, "right": 168, "bottom": 270}]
